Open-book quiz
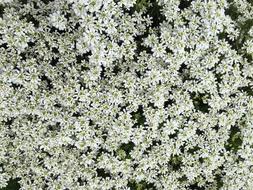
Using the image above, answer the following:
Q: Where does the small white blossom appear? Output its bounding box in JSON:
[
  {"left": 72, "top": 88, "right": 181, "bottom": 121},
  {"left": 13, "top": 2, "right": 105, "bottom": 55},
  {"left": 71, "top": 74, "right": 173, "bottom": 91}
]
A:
[{"left": 49, "top": 11, "right": 67, "bottom": 31}]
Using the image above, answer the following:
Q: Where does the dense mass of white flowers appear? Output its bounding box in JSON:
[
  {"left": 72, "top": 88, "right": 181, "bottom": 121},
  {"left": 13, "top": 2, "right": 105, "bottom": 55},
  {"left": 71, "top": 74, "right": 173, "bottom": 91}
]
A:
[{"left": 0, "top": 0, "right": 253, "bottom": 189}]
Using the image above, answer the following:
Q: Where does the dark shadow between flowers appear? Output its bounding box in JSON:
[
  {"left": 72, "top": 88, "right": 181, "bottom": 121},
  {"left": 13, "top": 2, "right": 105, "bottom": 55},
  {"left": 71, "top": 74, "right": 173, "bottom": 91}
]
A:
[
  {"left": 190, "top": 92, "right": 210, "bottom": 114},
  {"left": 1, "top": 178, "right": 21, "bottom": 190},
  {"left": 39, "top": 74, "right": 53, "bottom": 90},
  {"left": 225, "top": 125, "right": 242, "bottom": 152},
  {"left": 131, "top": 105, "right": 146, "bottom": 128},
  {"left": 179, "top": 0, "right": 193, "bottom": 10},
  {"left": 127, "top": 180, "right": 156, "bottom": 190},
  {"left": 96, "top": 168, "right": 111, "bottom": 179}
]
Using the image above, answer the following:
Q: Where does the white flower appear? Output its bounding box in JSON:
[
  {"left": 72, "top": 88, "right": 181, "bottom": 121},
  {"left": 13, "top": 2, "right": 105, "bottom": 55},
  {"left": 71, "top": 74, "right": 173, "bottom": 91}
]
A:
[
  {"left": 1, "top": 0, "right": 253, "bottom": 189},
  {"left": 243, "top": 39, "right": 253, "bottom": 55},
  {"left": 49, "top": 11, "right": 67, "bottom": 30},
  {"left": 0, "top": 0, "right": 13, "bottom": 4}
]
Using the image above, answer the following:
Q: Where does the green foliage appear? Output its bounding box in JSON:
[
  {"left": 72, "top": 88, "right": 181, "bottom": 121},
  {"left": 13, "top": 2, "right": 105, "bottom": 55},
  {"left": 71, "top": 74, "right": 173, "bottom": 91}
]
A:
[
  {"left": 225, "top": 126, "right": 243, "bottom": 152},
  {"left": 170, "top": 155, "right": 183, "bottom": 170},
  {"left": 1, "top": 179, "right": 20, "bottom": 190},
  {"left": 128, "top": 180, "right": 155, "bottom": 190},
  {"left": 117, "top": 142, "right": 135, "bottom": 160},
  {"left": 134, "top": 0, "right": 150, "bottom": 12}
]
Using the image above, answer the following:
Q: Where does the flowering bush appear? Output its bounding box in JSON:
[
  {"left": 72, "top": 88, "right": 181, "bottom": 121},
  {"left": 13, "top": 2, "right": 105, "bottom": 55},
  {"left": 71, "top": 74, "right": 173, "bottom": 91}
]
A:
[{"left": 0, "top": 0, "right": 253, "bottom": 189}]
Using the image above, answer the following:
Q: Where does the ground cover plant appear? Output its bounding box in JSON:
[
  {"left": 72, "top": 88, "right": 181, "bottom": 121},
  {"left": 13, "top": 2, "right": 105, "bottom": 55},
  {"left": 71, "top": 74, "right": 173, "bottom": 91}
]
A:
[{"left": 0, "top": 0, "right": 253, "bottom": 189}]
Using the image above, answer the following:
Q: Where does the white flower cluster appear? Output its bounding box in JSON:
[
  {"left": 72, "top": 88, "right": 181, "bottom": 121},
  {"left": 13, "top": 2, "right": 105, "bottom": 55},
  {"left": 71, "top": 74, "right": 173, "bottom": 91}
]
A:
[
  {"left": 0, "top": 0, "right": 253, "bottom": 189},
  {"left": 49, "top": 11, "right": 67, "bottom": 31}
]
